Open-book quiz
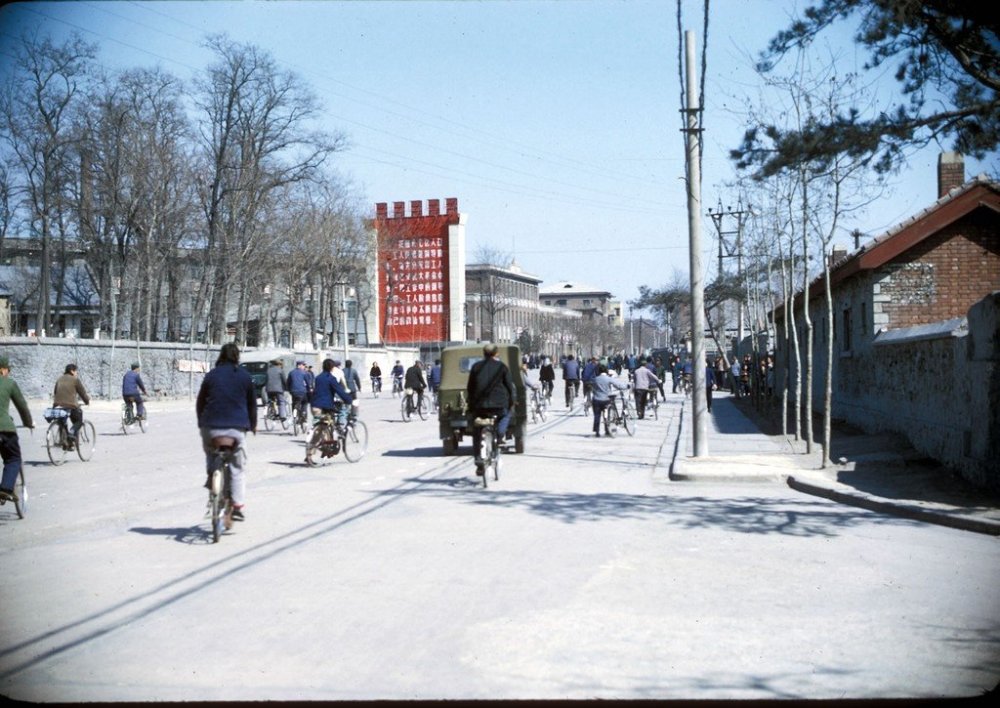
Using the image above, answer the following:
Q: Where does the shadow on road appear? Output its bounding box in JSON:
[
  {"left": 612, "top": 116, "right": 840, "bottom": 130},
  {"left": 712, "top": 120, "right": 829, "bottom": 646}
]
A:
[
  {"left": 382, "top": 447, "right": 444, "bottom": 458},
  {"left": 129, "top": 525, "right": 213, "bottom": 544}
]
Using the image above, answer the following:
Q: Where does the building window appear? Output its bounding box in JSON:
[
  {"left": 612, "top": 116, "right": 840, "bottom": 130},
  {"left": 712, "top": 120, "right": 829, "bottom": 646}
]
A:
[
  {"left": 557, "top": 299, "right": 567, "bottom": 306},
  {"left": 841, "top": 308, "right": 852, "bottom": 351},
  {"left": 582, "top": 299, "right": 591, "bottom": 306}
]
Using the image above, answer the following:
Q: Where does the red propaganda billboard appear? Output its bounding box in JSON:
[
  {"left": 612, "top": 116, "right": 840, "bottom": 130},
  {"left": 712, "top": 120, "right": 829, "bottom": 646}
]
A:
[{"left": 375, "top": 199, "right": 460, "bottom": 344}]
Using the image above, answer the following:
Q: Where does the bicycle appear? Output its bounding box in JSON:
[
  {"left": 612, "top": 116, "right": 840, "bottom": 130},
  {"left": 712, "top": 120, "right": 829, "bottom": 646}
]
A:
[
  {"left": 263, "top": 395, "right": 289, "bottom": 432},
  {"left": 370, "top": 376, "right": 382, "bottom": 398},
  {"left": 473, "top": 414, "right": 502, "bottom": 488},
  {"left": 291, "top": 398, "right": 311, "bottom": 436},
  {"left": 541, "top": 380, "right": 553, "bottom": 405},
  {"left": 400, "top": 389, "right": 429, "bottom": 422},
  {"left": 206, "top": 436, "right": 236, "bottom": 543},
  {"left": 391, "top": 375, "right": 404, "bottom": 398},
  {"left": 681, "top": 373, "right": 693, "bottom": 398},
  {"left": 565, "top": 380, "right": 578, "bottom": 409},
  {"left": 0, "top": 462, "right": 27, "bottom": 519},
  {"left": 529, "top": 387, "right": 547, "bottom": 423},
  {"left": 44, "top": 407, "right": 96, "bottom": 465},
  {"left": 602, "top": 391, "right": 635, "bottom": 437},
  {"left": 645, "top": 387, "right": 660, "bottom": 420},
  {"left": 582, "top": 383, "right": 593, "bottom": 416},
  {"left": 305, "top": 408, "right": 368, "bottom": 465},
  {"left": 121, "top": 398, "right": 147, "bottom": 434}
]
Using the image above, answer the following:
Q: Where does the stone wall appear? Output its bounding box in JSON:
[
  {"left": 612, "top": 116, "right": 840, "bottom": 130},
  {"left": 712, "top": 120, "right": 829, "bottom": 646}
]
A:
[
  {"left": 778, "top": 291, "right": 999, "bottom": 491},
  {"left": 0, "top": 337, "right": 419, "bottom": 401}
]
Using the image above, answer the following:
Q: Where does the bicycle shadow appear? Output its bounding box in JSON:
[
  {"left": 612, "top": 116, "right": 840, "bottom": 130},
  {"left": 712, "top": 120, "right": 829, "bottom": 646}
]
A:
[
  {"left": 382, "top": 447, "right": 443, "bottom": 458},
  {"left": 129, "top": 525, "right": 217, "bottom": 545}
]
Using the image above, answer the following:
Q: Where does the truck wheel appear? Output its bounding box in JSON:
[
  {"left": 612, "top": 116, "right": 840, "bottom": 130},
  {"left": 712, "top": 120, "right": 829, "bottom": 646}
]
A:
[{"left": 443, "top": 436, "right": 456, "bottom": 455}]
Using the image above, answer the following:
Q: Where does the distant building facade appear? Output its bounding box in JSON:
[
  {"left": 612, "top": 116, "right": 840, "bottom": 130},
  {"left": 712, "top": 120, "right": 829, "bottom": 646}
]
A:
[{"left": 464, "top": 261, "right": 543, "bottom": 343}]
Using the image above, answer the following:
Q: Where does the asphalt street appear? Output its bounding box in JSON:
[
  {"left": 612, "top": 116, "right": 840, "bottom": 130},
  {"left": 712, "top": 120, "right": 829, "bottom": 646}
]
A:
[{"left": 1, "top": 385, "right": 998, "bottom": 701}]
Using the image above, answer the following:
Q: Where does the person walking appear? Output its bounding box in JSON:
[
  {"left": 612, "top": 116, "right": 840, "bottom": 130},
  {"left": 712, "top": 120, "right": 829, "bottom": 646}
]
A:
[
  {"left": 0, "top": 356, "right": 33, "bottom": 504},
  {"left": 706, "top": 358, "right": 717, "bottom": 413},
  {"left": 343, "top": 359, "right": 363, "bottom": 401},
  {"left": 53, "top": 363, "right": 90, "bottom": 444},
  {"left": 196, "top": 343, "right": 257, "bottom": 521},
  {"left": 632, "top": 358, "right": 662, "bottom": 420},
  {"left": 590, "top": 365, "right": 629, "bottom": 437},
  {"left": 122, "top": 362, "right": 148, "bottom": 420}
]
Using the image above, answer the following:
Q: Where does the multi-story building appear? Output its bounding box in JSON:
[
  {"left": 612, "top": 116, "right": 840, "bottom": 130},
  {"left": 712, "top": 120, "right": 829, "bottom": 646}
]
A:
[{"left": 464, "top": 261, "right": 542, "bottom": 344}]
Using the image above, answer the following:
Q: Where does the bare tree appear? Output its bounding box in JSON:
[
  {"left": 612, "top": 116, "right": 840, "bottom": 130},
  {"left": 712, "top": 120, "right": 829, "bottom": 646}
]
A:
[
  {"left": 470, "top": 245, "right": 515, "bottom": 342},
  {"left": 192, "top": 34, "right": 345, "bottom": 344},
  {"left": 1, "top": 32, "right": 97, "bottom": 334}
]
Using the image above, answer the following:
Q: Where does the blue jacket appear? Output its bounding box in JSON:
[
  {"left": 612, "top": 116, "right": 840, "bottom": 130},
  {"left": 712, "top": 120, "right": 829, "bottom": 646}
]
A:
[
  {"left": 581, "top": 361, "right": 598, "bottom": 382},
  {"left": 287, "top": 367, "right": 311, "bottom": 397},
  {"left": 122, "top": 370, "right": 147, "bottom": 397},
  {"left": 196, "top": 363, "right": 257, "bottom": 431},
  {"left": 310, "top": 370, "right": 353, "bottom": 410},
  {"left": 428, "top": 364, "right": 442, "bottom": 387},
  {"left": 562, "top": 358, "right": 580, "bottom": 381}
]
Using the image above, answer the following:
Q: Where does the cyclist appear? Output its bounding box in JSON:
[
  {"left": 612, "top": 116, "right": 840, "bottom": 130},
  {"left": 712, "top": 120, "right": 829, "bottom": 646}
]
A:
[
  {"left": 369, "top": 361, "right": 382, "bottom": 394},
  {"left": 264, "top": 359, "right": 288, "bottom": 420},
  {"left": 390, "top": 360, "right": 405, "bottom": 393},
  {"left": 0, "top": 355, "right": 33, "bottom": 504},
  {"left": 590, "top": 364, "right": 629, "bottom": 437},
  {"left": 53, "top": 363, "right": 90, "bottom": 446},
  {"left": 343, "top": 359, "right": 363, "bottom": 401},
  {"left": 467, "top": 343, "right": 516, "bottom": 477},
  {"left": 196, "top": 343, "right": 257, "bottom": 522},
  {"left": 404, "top": 360, "right": 427, "bottom": 411},
  {"left": 287, "top": 360, "right": 312, "bottom": 421},
  {"left": 561, "top": 354, "right": 581, "bottom": 407},
  {"left": 538, "top": 356, "right": 555, "bottom": 400},
  {"left": 306, "top": 358, "right": 357, "bottom": 465},
  {"left": 632, "top": 357, "right": 662, "bottom": 419},
  {"left": 122, "top": 362, "right": 148, "bottom": 420}
]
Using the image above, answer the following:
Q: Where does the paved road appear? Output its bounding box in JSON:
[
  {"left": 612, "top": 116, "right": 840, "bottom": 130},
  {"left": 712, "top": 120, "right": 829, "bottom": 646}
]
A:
[{"left": 1, "top": 390, "right": 998, "bottom": 700}]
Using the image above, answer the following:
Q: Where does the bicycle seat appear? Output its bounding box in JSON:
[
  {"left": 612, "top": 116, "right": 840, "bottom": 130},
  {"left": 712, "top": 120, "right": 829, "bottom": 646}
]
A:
[{"left": 211, "top": 435, "right": 238, "bottom": 450}]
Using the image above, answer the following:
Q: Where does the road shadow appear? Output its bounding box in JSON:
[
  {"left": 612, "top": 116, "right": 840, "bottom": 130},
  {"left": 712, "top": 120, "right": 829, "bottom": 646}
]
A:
[{"left": 382, "top": 447, "right": 443, "bottom": 458}]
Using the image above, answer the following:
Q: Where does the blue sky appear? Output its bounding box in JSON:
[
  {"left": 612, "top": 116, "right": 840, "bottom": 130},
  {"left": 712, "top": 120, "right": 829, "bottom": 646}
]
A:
[{"left": 1, "top": 0, "right": 996, "bottom": 310}]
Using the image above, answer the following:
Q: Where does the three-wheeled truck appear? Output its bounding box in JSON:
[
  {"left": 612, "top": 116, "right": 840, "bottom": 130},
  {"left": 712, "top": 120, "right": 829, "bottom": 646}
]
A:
[{"left": 437, "top": 343, "right": 527, "bottom": 455}]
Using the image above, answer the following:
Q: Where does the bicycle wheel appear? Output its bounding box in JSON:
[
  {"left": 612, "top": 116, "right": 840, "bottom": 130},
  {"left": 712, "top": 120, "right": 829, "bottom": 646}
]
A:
[
  {"left": 46, "top": 421, "right": 67, "bottom": 466},
  {"left": 14, "top": 469, "right": 26, "bottom": 519},
  {"left": 121, "top": 404, "right": 130, "bottom": 435},
  {"left": 538, "top": 400, "right": 547, "bottom": 422},
  {"left": 305, "top": 423, "right": 328, "bottom": 465},
  {"left": 342, "top": 420, "right": 368, "bottom": 462},
  {"left": 621, "top": 404, "right": 634, "bottom": 436},
  {"left": 293, "top": 412, "right": 304, "bottom": 436},
  {"left": 400, "top": 396, "right": 411, "bottom": 422},
  {"left": 138, "top": 410, "right": 147, "bottom": 433},
  {"left": 76, "top": 421, "right": 97, "bottom": 461},
  {"left": 417, "top": 395, "right": 429, "bottom": 420},
  {"left": 480, "top": 428, "right": 493, "bottom": 488},
  {"left": 264, "top": 407, "right": 275, "bottom": 431},
  {"left": 603, "top": 404, "right": 617, "bottom": 437},
  {"left": 209, "top": 468, "right": 224, "bottom": 543},
  {"left": 492, "top": 438, "right": 501, "bottom": 482},
  {"left": 279, "top": 409, "right": 289, "bottom": 430}
]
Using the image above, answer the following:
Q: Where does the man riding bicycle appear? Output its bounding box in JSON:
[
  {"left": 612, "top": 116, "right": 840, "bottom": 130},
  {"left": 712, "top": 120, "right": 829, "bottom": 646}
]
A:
[
  {"left": 390, "top": 360, "right": 405, "bottom": 393},
  {"left": 264, "top": 359, "right": 288, "bottom": 420},
  {"left": 196, "top": 343, "right": 257, "bottom": 521},
  {"left": 122, "top": 362, "right": 148, "bottom": 420},
  {"left": 286, "top": 360, "right": 312, "bottom": 421},
  {"left": 53, "top": 363, "right": 90, "bottom": 446},
  {"left": 561, "top": 354, "right": 581, "bottom": 407},
  {"left": 0, "top": 355, "right": 34, "bottom": 504},
  {"left": 306, "top": 358, "right": 357, "bottom": 465},
  {"left": 404, "top": 360, "right": 427, "bottom": 411},
  {"left": 467, "top": 343, "right": 516, "bottom": 477}
]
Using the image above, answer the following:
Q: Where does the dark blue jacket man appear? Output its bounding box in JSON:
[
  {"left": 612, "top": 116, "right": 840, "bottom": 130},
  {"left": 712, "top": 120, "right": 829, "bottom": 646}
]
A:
[
  {"left": 196, "top": 343, "right": 257, "bottom": 519},
  {"left": 311, "top": 358, "right": 354, "bottom": 412},
  {"left": 122, "top": 363, "right": 148, "bottom": 419}
]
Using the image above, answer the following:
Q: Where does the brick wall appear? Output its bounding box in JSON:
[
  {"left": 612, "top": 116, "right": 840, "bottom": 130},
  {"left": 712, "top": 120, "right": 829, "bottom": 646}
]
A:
[{"left": 878, "top": 211, "right": 1000, "bottom": 328}]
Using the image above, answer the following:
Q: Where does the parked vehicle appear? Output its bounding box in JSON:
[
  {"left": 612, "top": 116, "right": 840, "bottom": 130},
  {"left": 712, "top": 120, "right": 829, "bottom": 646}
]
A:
[{"left": 437, "top": 344, "right": 527, "bottom": 456}]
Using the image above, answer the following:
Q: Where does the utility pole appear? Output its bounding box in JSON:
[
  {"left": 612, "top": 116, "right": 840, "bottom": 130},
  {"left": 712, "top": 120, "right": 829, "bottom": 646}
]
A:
[
  {"left": 682, "top": 29, "right": 707, "bottom": 457},
  {"left": 708, "top": 198, "right": 747, "bottom": 357}
]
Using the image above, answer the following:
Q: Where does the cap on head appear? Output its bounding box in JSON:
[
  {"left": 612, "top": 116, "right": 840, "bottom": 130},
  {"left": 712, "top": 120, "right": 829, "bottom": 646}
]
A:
[
  {"left": 0, "top": 355, "right": 9, "bottom": 369},
  {"left": 483, "top": 343, "right": 499, "bottom": 356},
  {"left": 131, "top": 362, "right": 140, "bottom": 370}
]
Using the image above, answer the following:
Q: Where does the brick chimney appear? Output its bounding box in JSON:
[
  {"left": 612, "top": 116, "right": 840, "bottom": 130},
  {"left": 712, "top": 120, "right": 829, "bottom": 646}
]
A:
[{"left": 938, "top": 152, "right": 965, "bottom": 197}]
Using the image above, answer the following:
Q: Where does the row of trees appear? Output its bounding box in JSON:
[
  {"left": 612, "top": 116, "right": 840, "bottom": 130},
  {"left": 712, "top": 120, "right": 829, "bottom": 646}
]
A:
[
  {"left": 634, "top": 0, "right": 998, "bottom": 466},
  {"left": 1, "top": 32, "right": 371, "bottom": 345}
]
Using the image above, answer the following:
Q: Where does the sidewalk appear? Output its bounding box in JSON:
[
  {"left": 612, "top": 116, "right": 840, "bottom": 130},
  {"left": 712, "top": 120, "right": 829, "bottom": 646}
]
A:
[{"left": 668, "top": 391, "right": 1000, "bottom": 536}]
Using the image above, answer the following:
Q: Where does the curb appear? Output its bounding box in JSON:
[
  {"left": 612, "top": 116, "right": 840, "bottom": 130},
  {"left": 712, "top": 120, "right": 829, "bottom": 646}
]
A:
[{"left": 788, "top": 474, "right": 1000, "bottom": 537}]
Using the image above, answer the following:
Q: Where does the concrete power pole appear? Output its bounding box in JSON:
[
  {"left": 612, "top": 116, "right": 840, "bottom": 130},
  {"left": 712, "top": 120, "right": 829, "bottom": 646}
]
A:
[
  {"left": 683, "top": 30, "right": 708, "bottom": 457},
  {"left": 708, "top": 198, "right": 747, "bottom": 358}
]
